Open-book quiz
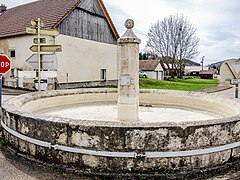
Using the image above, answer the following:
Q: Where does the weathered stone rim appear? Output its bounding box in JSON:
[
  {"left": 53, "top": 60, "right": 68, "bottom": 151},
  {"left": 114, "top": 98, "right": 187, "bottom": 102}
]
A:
[{"left": 2, "top": 88, "right": 240, "bottom": 128}]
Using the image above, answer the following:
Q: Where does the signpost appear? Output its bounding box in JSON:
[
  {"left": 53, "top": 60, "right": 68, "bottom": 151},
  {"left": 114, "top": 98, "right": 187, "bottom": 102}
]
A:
[
  {"left": 26, "top": 18, "right": 61, "bottom": 91},
  {"left": 30, "top": 45, "right": 62, "bottom": 52},
  {"left": 0, "top": 54, "right": 11, "bottom": 108},
  {"left": 231, "top": 79, "right": 240, "bottom": 98}
]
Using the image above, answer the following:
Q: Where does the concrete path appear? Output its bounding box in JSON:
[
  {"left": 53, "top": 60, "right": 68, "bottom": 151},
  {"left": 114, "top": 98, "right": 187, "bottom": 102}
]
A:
[
  {"left": 212, "top": 86, "right": 236, "bottom": 99},
  {"left": 1, "top": 87, "right": 240, "bottom": 179}
]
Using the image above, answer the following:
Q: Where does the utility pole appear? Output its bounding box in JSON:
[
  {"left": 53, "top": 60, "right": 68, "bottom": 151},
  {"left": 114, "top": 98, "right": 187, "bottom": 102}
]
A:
[{"left": 201, "top": 56, "right": 205, "bottom": 71}]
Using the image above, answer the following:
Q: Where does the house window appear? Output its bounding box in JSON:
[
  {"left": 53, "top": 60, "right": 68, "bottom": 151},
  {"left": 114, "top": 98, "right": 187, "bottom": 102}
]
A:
[
  {"left": 10, "top": 69, "right": 14, "bottom": 77},
  {"left": 100, "top": 69, "right": 106, "bottom": 81},
  {"left": 9, "top": 49, "right": 16, "bottom": 58}
]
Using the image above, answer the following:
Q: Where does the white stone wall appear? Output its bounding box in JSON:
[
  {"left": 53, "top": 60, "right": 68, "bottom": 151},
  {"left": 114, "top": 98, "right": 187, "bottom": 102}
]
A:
[
  {"left": 145, "top": 64, "right": 164, "bottom": 80},
  {"left": 146, "top": 71, "right": 164, "bottom": 80},
  {"left": 56, "top": 35, "right": 117, "bottom": 83},
  {"left": 0, "top": 35, "right": 36, "bottom": 78}
]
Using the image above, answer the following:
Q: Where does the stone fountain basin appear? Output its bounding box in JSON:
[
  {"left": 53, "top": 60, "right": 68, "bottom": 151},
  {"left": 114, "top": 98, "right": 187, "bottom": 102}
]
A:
[
  {"left": 2, "top": 88, "right": 240, "bottom": 177},
  {"left": 33, "top": 89, "right": 229, "bottom": 123},
  {"left": 16, "top": 89, "right": 240, "bottom": 121}
]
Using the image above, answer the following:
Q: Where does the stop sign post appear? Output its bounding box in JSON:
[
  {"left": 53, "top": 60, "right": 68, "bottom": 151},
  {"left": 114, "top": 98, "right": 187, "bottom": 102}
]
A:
[{"left": 0, "top": 54, "right": 12, "bottom": 108}]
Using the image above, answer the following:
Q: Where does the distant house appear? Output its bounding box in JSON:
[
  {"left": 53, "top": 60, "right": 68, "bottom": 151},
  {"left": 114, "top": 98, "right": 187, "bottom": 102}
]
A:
[
  {"left": 139, "top": 60, "right": 164, "bottom": 80},
  {"left": 220, "top": 59, "right": 240, "bottom": 81},
  {"left": 0, "top": 0, "right": 119, "bottom": 89},
  {"left": 185, "top": 66, "right": 209, "bottom": 76},
  {"left": 199, "top": 69, "right": 216, "bottom": 79}
]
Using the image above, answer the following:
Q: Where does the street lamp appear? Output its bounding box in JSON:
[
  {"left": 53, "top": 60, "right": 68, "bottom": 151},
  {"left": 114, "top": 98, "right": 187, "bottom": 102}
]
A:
[{"left": 201, "top": 56, "right": 205, "bottom": 71}]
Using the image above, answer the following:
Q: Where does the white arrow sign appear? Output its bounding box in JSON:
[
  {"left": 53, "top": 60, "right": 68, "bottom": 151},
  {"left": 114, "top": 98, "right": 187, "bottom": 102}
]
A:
[
  {"left": 26, "top": 54, "right": 57, "bottom": 70},
  {"left": 18, "top": 71, "right": 58, "bottom": 78},
  {"left": 231, "top": 79, "right": 240, "bottom": 85}
]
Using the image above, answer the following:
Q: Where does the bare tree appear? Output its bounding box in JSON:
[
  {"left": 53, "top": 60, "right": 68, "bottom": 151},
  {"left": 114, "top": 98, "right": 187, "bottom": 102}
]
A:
[{"left": 146, "top": 14, "right": 200, "bottom": 78}]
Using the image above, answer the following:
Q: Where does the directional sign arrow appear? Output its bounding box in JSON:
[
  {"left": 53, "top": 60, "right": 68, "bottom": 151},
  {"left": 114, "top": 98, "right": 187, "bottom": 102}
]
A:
[
  {"left": 31, "top": 19, "right": 44, "bottom": 27},
  {"left": 33, "top": 38, "right": 46, "bottom": 44},
  {"left": 26, "top": 27, "right": 37, "bottom": 34},
  {"left": 30, "top": 45, "right": 62, "bottom": 52},
  {"left": 26, "top": 27, "right": 60, "bottom": 36},
  {"left": 231, "top": 79, "right": 240, "bottom": 85},
  {"left": 40, "top": 28, "right": 60, "bottom": 36}
]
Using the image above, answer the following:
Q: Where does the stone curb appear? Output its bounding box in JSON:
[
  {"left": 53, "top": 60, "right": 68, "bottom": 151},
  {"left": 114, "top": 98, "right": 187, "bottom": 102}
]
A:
[{"left": 195, "top": 85, "right": 232, "bottom": 93}]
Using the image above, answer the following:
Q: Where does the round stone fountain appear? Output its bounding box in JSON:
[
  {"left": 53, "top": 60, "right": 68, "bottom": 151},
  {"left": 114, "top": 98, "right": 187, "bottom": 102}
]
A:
[{"left": 2, "top": 20, "right": 240, "bottom": 179}]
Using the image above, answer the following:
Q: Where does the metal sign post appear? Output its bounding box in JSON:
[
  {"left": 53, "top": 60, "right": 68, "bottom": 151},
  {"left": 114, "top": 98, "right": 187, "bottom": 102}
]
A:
[
  {"left": 26, "top": 18, "right": 61, "bottom": 91},
  {"left": 0, "top": 74, "right": 2, "bottom": 108},
  {"left": 0, "top": 54, "right": 12, "bottom": 110},
  {"left": 231, "top": 79, "right": 240, "bottom": 98},
  {"left": 37, "top": 18, "right": 41, "bottom": 91},
  {"left": 236, "top": 84, "right": 239, "bottom": 98}
]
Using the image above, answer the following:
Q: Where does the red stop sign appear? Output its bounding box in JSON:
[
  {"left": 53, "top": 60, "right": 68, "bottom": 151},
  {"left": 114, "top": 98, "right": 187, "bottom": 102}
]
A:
[{"left": 0, "top": 54, "right": 11, "bottom": 74}]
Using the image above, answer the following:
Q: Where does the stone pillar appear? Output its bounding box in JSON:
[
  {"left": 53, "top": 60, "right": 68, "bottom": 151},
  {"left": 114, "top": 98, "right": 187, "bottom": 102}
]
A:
[{"left": 117, "top": 19, "right": 141, "bottom": 122}]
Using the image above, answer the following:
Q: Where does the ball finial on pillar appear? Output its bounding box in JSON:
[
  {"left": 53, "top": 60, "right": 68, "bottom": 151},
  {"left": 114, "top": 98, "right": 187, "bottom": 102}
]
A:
[{"left": 125, "top": 19, "right": 134, "bottom": 29}]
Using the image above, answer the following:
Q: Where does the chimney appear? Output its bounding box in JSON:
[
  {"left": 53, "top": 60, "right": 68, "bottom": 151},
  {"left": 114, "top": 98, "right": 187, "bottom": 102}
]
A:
[{"left": 0, "top": 4, "right": 7, "bottom": 14}]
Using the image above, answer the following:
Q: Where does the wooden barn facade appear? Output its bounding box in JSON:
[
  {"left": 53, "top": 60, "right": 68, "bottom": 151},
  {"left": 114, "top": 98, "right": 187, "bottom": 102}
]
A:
[{"left": 57, "top": 0, "right": 117, "bottom": 44}]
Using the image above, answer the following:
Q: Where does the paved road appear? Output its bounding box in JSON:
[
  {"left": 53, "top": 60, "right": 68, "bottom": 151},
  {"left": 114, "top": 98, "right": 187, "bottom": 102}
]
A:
[
  {"left": 212, "top": 86, "right": 236, "bottom": 99},
  {"left": 1, "top": 87, "right": 240, "bottom": 179}
]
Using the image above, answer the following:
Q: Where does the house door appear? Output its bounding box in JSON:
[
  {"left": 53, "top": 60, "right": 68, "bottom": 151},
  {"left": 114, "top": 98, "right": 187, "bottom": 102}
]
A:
[{"left": 159, "top": 71, "right": 163, "bottom": 80}]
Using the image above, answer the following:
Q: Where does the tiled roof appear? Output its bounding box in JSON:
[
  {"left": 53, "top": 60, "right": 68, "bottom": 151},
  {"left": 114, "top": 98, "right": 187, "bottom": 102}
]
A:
[
  {"left": 0, "top": 0, "right": 80, "bottom": 38},
  {"left": 139, "top": 60, "right": 160, "bottom": 71},
  {"left": 0, "top": 0, "right": 80, "bottom": 37},
  {"left": 0, "top": 0, "right": 119, "bottom": 39}
]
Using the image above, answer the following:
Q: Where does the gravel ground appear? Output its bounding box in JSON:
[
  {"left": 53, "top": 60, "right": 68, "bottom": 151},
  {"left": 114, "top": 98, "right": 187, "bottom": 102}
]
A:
[{"left": 0, "top": 146, "right": 93, "bottom": 180}]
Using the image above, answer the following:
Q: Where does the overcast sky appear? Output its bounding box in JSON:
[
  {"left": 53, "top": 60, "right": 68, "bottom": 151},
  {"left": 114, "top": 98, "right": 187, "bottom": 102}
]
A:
[{"left": 2, "top": 0, "right": 240, "bottom": 65}]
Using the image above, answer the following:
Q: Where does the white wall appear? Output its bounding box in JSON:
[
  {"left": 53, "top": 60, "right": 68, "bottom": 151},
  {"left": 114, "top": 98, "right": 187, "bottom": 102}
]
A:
[
  {"left": 0, "top": 34, "right": 118, "bottom": 87},
  {"left": 146, "top": 71, "right": 156, "bottom": 79},
  {"left": 144, "top": 64, "right": 164, "bottom": 80},
  {"left": 0, "top": 35, "right": 34, "bottom": 77},
  {"left": 56, "top": 35, "right": 117, "bottom": 83}
]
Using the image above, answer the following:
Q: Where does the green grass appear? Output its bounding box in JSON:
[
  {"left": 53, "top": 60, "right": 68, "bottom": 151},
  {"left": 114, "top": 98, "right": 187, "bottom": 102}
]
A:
[{"left": 139, "top": 78, "right": 219, "bottom": 91}]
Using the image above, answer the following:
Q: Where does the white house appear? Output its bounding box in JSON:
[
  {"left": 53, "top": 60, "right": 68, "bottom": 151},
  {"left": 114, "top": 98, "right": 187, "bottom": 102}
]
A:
[
  {"left": 139, "top": 60, "right": 164, "bottom": 80},
  {"left": 184, "top": 66, "right": 208, "bottom": 76},
  {"left": 0, "top": 0, "right": 119, "bottom": 90}
]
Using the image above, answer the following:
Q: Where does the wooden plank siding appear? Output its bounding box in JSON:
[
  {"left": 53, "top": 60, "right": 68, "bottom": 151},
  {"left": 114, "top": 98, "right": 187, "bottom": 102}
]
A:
[
  {"left": 56, "top": 0, "right": 116, "bottom": 44},
  {"left": 78, "top": 0, "right": 104, "bottom": 16}
]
